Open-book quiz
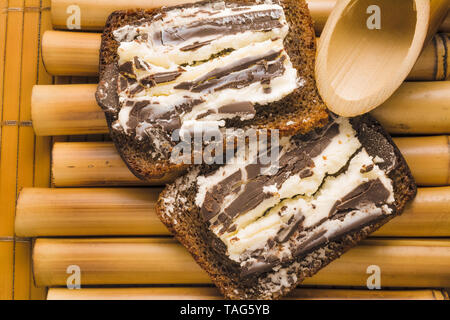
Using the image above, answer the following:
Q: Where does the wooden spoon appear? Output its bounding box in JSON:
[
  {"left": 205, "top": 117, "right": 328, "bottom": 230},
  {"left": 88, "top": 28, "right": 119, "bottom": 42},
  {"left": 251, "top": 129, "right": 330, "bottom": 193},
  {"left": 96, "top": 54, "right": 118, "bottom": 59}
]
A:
[{"left": 315, "top": 0, "right": 449, "bottom": 117}]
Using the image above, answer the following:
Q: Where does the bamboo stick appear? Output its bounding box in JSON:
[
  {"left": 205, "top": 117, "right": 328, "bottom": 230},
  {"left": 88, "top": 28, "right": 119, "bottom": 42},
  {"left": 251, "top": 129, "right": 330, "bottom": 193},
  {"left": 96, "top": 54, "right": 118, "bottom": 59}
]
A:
[
  {"left": 31, "top": 84, "right": 107, "bottom": 136},
  {"left": 393, "top": 136, "right": 450, "bottom": 186},
  {"left": 15, "top": 187, "right": 450, "bottom": 237},
  {"left": 32, "top": 238, "right": 450, "bottom": 287},
  {"left": 370, "top": 81, "right": 450, "bottom": 134},
  {"left": 46, "top": 287, "right": 448, "bottom": 300},
  {"left": 50, "top": 0, "right": 336, "bottom": 33},
  {"left": 42, "top": 30, "right": 450, "bottom": 80},
  {"left": 42, "top": 31, "right": 101, "bottom": 76},
  {"left": 31, "top": 81, "right": 450, "bottom": 136},
  {"left": 425, "top": 0, "right": 450, "bottom": 44},
  {"left": 51, "top": 135, "right": 450, "bottom": 187},
  {"left": 15, "top": 188, "right": 166, "bottom": 236},
  {"left": 375, "top": 187, "right": 450, "bottom": 237},
  {"left": 51, "top": 142, "right": 182, "bottom": 187},
  {"left": 409, "top": 33, "right": 450, "bottom": 80}
]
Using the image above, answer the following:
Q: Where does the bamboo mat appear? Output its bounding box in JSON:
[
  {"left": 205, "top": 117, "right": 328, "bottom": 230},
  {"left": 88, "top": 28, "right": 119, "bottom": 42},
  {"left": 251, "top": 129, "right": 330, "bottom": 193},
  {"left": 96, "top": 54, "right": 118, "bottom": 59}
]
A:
[
  {"left": 1, "top": 0, "right": 449, "bottom": 300},
  {"left": 0, "top": 0, "right": 51, "bottom": 300},
  {"left": 0, "top": 1, "right": 105, "bottom": 300}
]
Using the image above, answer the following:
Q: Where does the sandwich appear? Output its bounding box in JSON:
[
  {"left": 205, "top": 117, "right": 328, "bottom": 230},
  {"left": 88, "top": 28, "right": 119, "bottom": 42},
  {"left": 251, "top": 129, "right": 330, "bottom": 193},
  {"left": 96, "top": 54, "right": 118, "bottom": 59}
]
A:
[
  {"left": 157, "top": 115, "right": 417, "bottom": 299},
  {"left": 96, "top": 0, "right": 329, "bottom": 180}
]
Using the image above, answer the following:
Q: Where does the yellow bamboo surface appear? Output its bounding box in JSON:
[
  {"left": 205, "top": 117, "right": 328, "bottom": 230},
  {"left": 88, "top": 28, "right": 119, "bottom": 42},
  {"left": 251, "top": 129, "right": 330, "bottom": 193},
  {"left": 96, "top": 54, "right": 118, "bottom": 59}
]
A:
[
  {"left": 375, "top": 187, "right": 450, "bottom": 237},
  {"left": 50, "top": 135, "right": 450, "bottom": 187},
  {"left": 42, "top": 31, "right": 101, "bottom": 76},
  {"left": 394, "top": 136, "right": 450, "bottom": 186},
  {"left": 2, "top": 0, "right": 450, "bottom": 301},
  {"left": 16, "top": 188, "right": 165, "bottom": 236},
  {"left": 46, "top": 287, "right": 448, "bottom": 300},
  {"left": 0, "top": 0, "right": 52, "bottom": 300},
  {"left": 370, "top": 81, "right": 450, "bottom": 134},
  {"left": 14, "top": 186, "right": 450, "bottom": 237},
  {"left": 32, "top": 84, "right": 107, "bottom": 135},
  {"left": 31, "top": 81, "right": 450, "bottom": 136},
  {"left": 33, "top": 238, "right": 450, "bottom": 287},
  {"left": 0, "top": 240, "right": 14, "bottom": 300},
  {"left": 41, "top": 30, "right": 449, "bottom": 81}
]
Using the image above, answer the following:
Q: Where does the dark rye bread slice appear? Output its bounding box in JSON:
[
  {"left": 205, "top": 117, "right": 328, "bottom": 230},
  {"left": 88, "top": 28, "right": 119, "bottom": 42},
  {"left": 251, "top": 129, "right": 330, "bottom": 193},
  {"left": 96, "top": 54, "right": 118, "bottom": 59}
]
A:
[
  {"left": 156, "top": 114, "right": 417, "bottom": 300},
  {"left": 95, "top": 0, "right": 329, "bottom": 181}
]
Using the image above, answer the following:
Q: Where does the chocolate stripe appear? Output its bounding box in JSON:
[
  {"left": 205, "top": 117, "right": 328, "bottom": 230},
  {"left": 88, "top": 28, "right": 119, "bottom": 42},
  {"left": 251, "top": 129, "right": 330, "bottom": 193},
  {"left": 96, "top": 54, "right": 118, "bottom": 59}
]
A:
[
  {"left": 180, "top": 40, "right": 213, "bottom": 51},
  {"left": 175, "top": 52, "right": 285, "bottom": 93},
  {"left": 159, "top": 9, "right": 284, "bottom": 47},
  {"left": 218, "top": 101, "right": 255, "bottom": 115},
  {"left": 201, "top": 170, "right": 242, "bottom": 222},
  {"left": 275, "top": 213, "right": 305, "bottom": 243},
  {"left": 329, "top": 178, "right": 390, "bottom": 217},
  {"left": 141, "top": 71, "right": 183, "bottom": 88},
  {"left": 126, "top": 98, "right": 203, "bottom": 131}
]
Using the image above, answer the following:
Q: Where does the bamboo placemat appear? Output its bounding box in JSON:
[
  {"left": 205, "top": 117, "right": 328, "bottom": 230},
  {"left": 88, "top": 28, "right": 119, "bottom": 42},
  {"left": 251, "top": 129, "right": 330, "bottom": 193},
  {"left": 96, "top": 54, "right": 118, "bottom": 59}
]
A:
[
  {"left": 1, "top": 0, "right": 449, "bottom": 300},
  {"left": 0, "top": 1, "right": 107, "bottom": 300},
  {"left": 0, "top": 0, "right": 51, "bottom": 300}
]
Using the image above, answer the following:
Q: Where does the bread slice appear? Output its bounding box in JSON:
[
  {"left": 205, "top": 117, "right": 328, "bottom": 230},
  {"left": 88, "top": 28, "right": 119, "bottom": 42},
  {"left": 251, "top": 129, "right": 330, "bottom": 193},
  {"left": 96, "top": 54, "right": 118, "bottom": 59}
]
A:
[
  {"left": 156, "top": 115, "right": 417, "bottom": 300},
  {"left": 96, "top": 0, "right": 329, "bottom": 181}
]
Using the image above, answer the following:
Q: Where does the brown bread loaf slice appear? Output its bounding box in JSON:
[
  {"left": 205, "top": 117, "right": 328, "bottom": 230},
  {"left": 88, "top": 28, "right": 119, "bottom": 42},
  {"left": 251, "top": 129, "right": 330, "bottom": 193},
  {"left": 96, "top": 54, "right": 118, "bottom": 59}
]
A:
[
  {"left": 156, "top": 114, "right": 417, "bottom": 300},
  {"left": 96, "top": 0, "right": 329, "bottom": 180}
]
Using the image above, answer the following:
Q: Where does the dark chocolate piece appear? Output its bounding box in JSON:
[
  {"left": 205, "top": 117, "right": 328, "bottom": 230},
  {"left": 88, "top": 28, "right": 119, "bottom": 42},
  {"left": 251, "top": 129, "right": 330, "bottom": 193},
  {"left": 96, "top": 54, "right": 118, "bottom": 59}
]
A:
[
  {"left": 360, "top": 164, "right": 374, "bottom": 173},
  {"left": 140, "top": 71, "right": 183, "bottom": 88},
  {"left": 201, "top": 170, "right": 242, "bottom": 221},
  {"left": 180, "top": 40, "right": 213, "bottom": 51},
  {"left": 119, "top": 61, "right": 134, "bottom": 76},
  {"left": 352, "top": 119, "right": 397, "bottom": 173},
  {"left": 299, "top": 168, "right": 313, "bottom": 178},
  {"left": 129, "top": 84, "right": 144, "bottom": 95},
  {"left": 328, "top": 178, "right": 390, "bottom": 217},
  {"left": 245, "top": 163, "right": 270, "bottom": 180},
  {"left": 292, "top": 229, "right": 327, "bottom": 257},
  {"left": 134, "top": 56, "right": 150, "bottom": 70},
  {"left": 275, "top": 213, "right": 305, "bottom": 243},
  {"left": 224, "top": 180, "right": 272, "bottom": 218},
  {"left": 195, "top": 109, "right": 217, "bottom": 120},
  {"left": 240, "top": 260, "right": 275, "bottom": 279},
  {"left": 218, "top": 102, "right": 255, "bottom": 115},
  {"left": 301, "top": 123, "right": 339, "bottom": 158}
]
